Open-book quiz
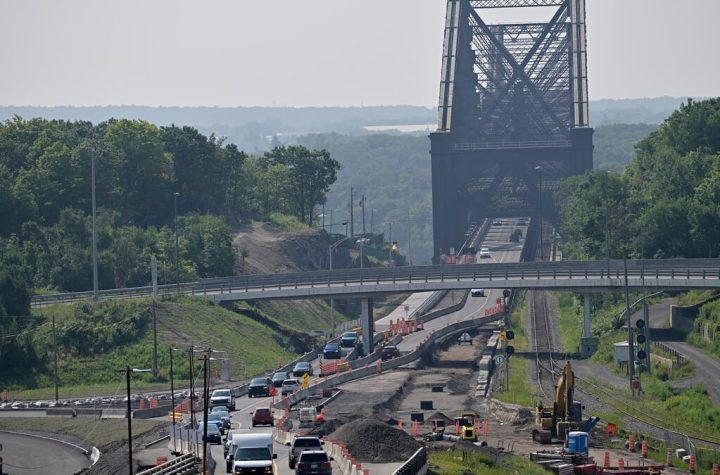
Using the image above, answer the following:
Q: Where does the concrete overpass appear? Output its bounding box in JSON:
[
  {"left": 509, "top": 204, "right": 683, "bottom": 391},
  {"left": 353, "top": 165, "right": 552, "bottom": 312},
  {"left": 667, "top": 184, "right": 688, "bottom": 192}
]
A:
[{"left": 32, "top": 258, "right": 720, "bottom": 307}]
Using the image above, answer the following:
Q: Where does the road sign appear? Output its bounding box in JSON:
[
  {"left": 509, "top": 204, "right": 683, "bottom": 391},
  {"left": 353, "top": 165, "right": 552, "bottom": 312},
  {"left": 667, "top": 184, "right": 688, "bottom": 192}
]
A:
[
  {"left": 301, "top": 374, "right": 310, "bottom": 389},
  {"left": 493, "top": 355, "right": 506, "bottom": 364}
]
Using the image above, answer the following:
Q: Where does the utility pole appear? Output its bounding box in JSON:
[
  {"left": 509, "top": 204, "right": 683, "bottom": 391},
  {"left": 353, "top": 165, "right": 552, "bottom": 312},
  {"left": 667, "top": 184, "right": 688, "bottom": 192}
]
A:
[
  {"left": 151, "top": 300, "right": 158, "bottom": 379},
  {"left": 174, "top": 192, "right": 180, "bottom": 294},
  {"left": 169, "top": 347, "right": 177, "bottom": 454},
  {"left": 91, "top": 145, "right": 99, "bottom": 302},
  {"left": 361, "top": 195, "right": 366, "bottom": 234},
  {"left": 370, "top": 208, "right": 374, "bottom": 235},
  {"left": 349, "top": 188, "right": 354, "bottom": 237},
  {"left": 624, "top": 256, "right": 636, "bottom": 396},
  {"left": 407, "top": 211, "right": 412, "bottom": 265},
  {"left": 52, "top": 314, "right": 59, "bottom": 402}
]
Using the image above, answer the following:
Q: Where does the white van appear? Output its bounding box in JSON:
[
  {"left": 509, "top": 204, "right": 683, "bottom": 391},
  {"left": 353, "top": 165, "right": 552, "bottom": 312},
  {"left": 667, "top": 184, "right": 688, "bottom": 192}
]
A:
[{"left": 226, "top": 431, "right": 275, "bottom": 474}]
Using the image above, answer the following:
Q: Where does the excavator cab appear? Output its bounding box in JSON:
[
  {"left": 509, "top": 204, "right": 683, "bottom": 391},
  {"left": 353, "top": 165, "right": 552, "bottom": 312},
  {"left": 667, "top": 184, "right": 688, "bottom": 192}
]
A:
[{"left": 533, "top": 362, "right": 587, "bottom": 444}]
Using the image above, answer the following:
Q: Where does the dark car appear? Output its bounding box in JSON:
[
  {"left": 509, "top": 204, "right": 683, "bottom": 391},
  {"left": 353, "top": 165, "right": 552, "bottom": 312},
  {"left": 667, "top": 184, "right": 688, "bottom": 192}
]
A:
[
  {"left": 323, "top": 343, "right": 341, "bottom": 360},
  {"left": 381, "top": 345, "right": 400, "bottom": 361},
  {"left": 340, "top": 331, "right": 358, "bottom": 348},
  {"left": 288, "top": 436, "right": 324, "bottom": 469},
  {"left": 197, "top": 422, "right": 222, "bottom": 444},
  {"left": 248, "top": 377, "right": 272, "bottom": 398},
  {"left": 207, "top": 412, "right": 226, "bottom": 434},
  {"left": 293, "top": 361, "right": 313, "bottom": 377},
  {"left": 272, "top": 371, "right": 288, "bottom": 388},
  {"left": 210, "top": 406, "right": 231, "bottom": 430},
  {"left": 252, "top": 407, "right": 274, "bottom": 427},
  {"left": 295, "top": 450, "right": 333, "bottom": 475}
]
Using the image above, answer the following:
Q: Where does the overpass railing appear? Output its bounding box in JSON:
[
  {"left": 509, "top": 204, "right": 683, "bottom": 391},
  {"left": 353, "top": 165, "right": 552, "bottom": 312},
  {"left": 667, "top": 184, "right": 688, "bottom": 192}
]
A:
[{"left": 31, "top": 258, "right": 720, "bottom": 306}]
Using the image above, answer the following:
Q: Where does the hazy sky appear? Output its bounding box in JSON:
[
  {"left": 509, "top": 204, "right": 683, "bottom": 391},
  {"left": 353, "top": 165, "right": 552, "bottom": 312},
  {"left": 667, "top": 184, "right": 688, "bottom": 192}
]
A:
[{"left": 1, "top": 0, "right": 718, "bottom": 107}]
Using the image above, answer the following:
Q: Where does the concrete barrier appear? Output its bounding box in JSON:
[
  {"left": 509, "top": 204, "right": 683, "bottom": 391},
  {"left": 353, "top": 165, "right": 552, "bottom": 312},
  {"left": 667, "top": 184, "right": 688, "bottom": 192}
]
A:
[{"left": 133, "top": 403, "right": 173, "bottom": 420}]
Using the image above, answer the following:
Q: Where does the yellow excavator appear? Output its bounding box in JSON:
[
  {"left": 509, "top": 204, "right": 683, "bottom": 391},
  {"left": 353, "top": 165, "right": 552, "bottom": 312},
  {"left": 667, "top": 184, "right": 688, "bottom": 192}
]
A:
[{"left": 533, "top": 362, "right": 598, "bottom": 444}]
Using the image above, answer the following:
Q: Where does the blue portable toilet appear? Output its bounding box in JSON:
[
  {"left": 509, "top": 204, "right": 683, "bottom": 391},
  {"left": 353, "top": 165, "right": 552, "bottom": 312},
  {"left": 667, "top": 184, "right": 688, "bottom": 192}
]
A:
[{"left": 567, "top": 431, "right": 589, "bottom": 456}]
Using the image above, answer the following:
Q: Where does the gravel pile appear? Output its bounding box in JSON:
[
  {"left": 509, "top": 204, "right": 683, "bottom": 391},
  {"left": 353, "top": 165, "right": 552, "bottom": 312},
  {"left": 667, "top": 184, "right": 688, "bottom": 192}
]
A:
[
  {"left": 329, "top": 417, "right": 423, "bottom": 463},
  {"left": 423, "top": 411, "right": 454, "bottom": 426},
  {"left": 308, "top": 418, "right": 347, "bottom": 437}
]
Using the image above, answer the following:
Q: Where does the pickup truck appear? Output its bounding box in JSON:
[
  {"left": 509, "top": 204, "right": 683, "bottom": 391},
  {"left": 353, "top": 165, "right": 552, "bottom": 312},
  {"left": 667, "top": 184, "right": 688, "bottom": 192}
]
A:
[{"left": 210, "top": 388, "right": 235, "bottom": 411}]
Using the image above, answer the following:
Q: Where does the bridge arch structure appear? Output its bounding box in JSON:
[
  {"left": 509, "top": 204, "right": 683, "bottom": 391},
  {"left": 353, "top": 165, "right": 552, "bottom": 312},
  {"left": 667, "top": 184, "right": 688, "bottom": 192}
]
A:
[{"left": 430, "top": 0, "right": 593, "bottom": 259}]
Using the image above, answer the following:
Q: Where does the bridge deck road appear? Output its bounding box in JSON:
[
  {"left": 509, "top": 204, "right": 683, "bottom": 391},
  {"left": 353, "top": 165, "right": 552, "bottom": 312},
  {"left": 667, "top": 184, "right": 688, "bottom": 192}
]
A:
[{"left": 394, "top": 218, "right": 527, "bottom": 353}]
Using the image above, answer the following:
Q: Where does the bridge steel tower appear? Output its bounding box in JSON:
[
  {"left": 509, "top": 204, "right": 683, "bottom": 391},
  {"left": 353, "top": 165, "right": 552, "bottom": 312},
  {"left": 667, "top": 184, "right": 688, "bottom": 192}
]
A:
[{"left": 430, "top": 0, "right": 593, "bottom": 260}]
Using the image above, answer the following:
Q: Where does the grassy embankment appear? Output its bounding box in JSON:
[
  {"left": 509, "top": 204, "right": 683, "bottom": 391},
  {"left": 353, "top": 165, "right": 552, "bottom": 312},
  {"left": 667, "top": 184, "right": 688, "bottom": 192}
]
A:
[
  {"left": 4, "top": 295, "right": 343, "bottom": 400},
  {"left": 493, "top": 293, "right": 534, "bottom": 407},
  {"left": 428, "top": 449, "right": 548, "bottom": 475},
  {"left": 556, "top": 292, "right": 720, "bottom": 447}
]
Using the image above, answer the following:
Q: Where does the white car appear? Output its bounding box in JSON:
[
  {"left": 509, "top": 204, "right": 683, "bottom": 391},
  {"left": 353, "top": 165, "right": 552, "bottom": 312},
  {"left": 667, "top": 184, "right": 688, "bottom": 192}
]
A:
[
  {"left": 470, "top": 289, "right": 485, "bottom": 297},
  {"left": 281, "top": 378, "right": 300, "bottom": 396},
  {"left": 458, "top": 333, "right": 473, "bottom": 345},
  {"left": 479, "top": 247, "right": 491, "bottom": 258}
]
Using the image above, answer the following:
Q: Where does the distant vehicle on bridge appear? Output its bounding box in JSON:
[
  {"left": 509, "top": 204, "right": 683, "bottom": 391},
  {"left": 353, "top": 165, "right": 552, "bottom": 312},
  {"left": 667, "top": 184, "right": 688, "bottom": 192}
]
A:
[
  {"left": 479, "top": 248, "right": 491, "bottom": 258},
  {"left": 470, "top": 289, "right": 486, "bottom": 297}
]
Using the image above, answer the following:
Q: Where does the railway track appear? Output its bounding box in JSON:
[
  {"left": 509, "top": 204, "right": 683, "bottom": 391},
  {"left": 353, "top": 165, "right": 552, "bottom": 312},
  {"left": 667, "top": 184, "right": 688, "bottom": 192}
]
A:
[{"left": 530, "top": 289, "right": 559, "bottom": 402}]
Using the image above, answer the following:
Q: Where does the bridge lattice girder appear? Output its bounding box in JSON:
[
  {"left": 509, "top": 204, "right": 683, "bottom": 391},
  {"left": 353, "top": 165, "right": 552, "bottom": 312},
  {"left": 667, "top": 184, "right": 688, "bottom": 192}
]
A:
[{"left": 431, "top": 0, "right": 592, "bottom": 259}]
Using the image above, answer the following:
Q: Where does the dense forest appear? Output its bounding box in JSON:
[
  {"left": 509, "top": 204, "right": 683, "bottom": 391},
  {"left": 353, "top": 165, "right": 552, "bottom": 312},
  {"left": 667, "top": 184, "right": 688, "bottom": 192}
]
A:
[
  {"left": 0, "top": 118, "right": 338, "bottom": 313},
  {"left": 558, "top": 98, "right": 720, "bottom": 260}
]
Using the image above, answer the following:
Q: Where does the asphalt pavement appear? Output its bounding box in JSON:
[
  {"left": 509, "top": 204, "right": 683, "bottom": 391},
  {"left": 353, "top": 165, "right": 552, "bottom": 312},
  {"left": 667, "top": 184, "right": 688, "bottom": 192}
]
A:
[{"left": 0, "top": 430, "right": 90, "bottom": 474}]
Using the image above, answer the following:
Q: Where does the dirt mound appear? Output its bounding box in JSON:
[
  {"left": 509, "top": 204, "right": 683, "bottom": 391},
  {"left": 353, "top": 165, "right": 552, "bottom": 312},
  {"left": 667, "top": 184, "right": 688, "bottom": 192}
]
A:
[
  {"left": 308, "top": 417, "right": 349, "bottom": 438},
  {"left": 329, "top": 417, "right": 423, "bottom": 463},
  {"left": 423, "top": 411, "right": 454, "bottom": 426}
]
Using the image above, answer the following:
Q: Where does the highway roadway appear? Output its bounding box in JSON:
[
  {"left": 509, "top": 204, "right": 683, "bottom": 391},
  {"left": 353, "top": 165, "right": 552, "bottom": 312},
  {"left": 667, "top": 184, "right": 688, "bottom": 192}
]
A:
[
  {"left": 380, "top": 217, "right": 527, "bottom": 353},
  {"left": 0, "top": 430, "right": 90, "bottom": 474},
  {"left": 183, "top": 389, "right": 341, "bottom": 475}
]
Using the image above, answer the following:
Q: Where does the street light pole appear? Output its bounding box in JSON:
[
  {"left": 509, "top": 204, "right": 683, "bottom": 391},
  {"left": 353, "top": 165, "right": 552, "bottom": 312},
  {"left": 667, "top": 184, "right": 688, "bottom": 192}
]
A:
[
  {"left": 126, "top": 366, "right": 132, "bottom": 475},
  {"left": 91, "top": 145, "right": 99, "bottom": 302},
  {"left": 124, "top": 366, "right": 151, "bottom": 475},
  {"left": 174, "top": 192, "right": 180, "bottom": 294},
  {"left": 52, "top": 315, "right": 59, "bottom": 402},
  {"left": 534, "top": 166, "right": 543, "bottom": 261}
]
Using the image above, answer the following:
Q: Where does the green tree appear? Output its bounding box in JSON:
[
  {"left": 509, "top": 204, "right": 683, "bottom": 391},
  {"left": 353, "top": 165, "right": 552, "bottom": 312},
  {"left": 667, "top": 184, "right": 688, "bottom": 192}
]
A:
[{"left": 263, "top": 146, "right": 340, "bottom": 226}]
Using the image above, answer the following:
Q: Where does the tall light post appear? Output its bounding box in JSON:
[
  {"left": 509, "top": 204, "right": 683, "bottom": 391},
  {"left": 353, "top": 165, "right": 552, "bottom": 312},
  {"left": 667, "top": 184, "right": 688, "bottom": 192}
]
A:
[
  {"left": 328, "top": 235, "right": 358, "bottom": 337},
  {"left": 534, "top": 166, "right": 543, "bottom": 261},
  {"left": 196, "top": 348, "right": 224, "bottom": 474},
  {"left": 124, "top": 366, "right": 151, "bottom": 475},
  {"left": 91, "top": 144, "right": 99, "bottom": 302},
  {"left": 173, "top": 192, "right": 180, "bottom": 294}
]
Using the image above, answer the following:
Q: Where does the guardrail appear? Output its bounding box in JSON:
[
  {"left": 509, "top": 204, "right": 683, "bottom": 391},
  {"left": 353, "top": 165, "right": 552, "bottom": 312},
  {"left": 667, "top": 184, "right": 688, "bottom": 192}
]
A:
[
  {"left": 273, "top": 313, "right": 503, "bottom": 410},
  {"left": 32, "top": 258, "right": 720, "bottom": 307},
  {"left": 136, "top": 453, "right": 197, "bottom": 475}
]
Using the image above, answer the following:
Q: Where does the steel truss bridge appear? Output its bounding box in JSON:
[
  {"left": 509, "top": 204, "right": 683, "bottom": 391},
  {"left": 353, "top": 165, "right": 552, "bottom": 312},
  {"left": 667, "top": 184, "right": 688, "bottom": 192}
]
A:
[
  {"left": 430, "top": 0, "right": 592, "bottom": 259},
  {"left": 32, "top": 259, "right": 720, "bottom": 307}
]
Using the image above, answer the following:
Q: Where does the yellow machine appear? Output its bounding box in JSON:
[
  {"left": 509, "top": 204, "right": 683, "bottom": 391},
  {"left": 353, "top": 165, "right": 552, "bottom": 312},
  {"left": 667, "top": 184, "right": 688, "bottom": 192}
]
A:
[
  {"left": 454, "top": 411, "right": 478, "bottom": 442},
  {"left": 533, "top": 361, "right": 586, "bottom": 444}
]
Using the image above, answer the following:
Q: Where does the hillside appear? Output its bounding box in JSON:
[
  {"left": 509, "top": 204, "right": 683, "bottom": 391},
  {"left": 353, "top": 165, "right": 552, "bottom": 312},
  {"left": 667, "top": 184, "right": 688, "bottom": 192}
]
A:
[{"left": 3, "top": 224, "right": 356, "bottom": 398}]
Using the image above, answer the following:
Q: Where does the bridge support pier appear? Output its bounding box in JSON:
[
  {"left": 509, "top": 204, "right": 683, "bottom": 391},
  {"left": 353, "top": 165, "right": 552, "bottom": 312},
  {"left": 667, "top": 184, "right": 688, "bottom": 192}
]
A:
[
  {"left": 361, "top": 298, "right": 374, "bottom": 357},
  {"left": 580, "top": 293, "right": 598, "bottom": 357}
]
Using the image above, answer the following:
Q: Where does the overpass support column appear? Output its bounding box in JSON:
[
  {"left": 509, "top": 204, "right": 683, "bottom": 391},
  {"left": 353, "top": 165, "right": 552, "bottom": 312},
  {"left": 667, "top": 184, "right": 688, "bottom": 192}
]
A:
[
  {"left": 580, "top": 293, "right": 598, "bottom": 357},
  {"left": 361, "top": 298, "right": 374, "bottom": 356}
]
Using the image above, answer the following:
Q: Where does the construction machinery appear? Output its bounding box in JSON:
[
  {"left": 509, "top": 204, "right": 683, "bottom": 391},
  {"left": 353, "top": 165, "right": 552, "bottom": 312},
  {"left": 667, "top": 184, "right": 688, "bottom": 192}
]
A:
[
  {"left": 533, "top": 362, "right": 599, "bottom": 444},
  {"left": 454, "top": 411, "right": 478, "bottom": 442}
]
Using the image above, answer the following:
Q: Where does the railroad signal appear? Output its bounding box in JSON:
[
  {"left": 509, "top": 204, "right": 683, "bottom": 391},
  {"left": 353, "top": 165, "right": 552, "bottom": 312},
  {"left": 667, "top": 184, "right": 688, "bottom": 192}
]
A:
[
  {"left": 637, "top": 350, "right": 647, "bottom": 360},
  {"left": 503, "top": 289, "right": 511, "bottom": 298},
  {"left": 637, "top": 334, "right": 646, "bottom": 344},
  {"left": 506, "top": 345, "right": 515, "bottom": 356},
  {"left": 505, "top": 330, "right": 515, "bottom": 341},
  {"left": 635, "top": 319, "right": 646, "bottom": 329}
]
